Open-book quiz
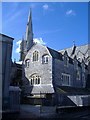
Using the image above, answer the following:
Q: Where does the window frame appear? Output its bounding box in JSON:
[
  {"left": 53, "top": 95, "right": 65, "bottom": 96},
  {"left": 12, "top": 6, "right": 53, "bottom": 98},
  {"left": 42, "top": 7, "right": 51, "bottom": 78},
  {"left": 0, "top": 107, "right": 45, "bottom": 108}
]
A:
[
  {"left": 42, "top": 54, "right": 49, "bottom": 64},
  {"left": 32, "top": 51, "right": 39, "bottom": 62},
  {"left": 29, "top": 74, "right": 41, "bottom": 86},
  {"left": 76, "top": 70, "right": 81, "bottom": 80},
  {"left": 61, "top": 73, "right": 71, "bottom": 86},
  {"left": 25, "top": 59, "right": 30, "bottom": 68}
]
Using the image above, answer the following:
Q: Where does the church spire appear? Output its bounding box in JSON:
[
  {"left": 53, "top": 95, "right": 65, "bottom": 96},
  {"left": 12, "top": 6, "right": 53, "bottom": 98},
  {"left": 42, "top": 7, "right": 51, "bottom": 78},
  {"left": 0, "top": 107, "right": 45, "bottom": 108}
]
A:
[{"left": 26, "top": 8, "right": 33, "bottom": 51}]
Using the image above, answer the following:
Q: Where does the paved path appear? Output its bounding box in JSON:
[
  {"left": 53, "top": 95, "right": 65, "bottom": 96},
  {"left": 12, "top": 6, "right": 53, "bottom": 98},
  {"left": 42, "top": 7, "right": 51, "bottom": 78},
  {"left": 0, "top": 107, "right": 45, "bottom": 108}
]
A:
[
  {"left": 18, "top": 104, "right": 90, "bottom": 120},
  {"left": 18, "top": 104, "right": 56, "bottom": 119}
]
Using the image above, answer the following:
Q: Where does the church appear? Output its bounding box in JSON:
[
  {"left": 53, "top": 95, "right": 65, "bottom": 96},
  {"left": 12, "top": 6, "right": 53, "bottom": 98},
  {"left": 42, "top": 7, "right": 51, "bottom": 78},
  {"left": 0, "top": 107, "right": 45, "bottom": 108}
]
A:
[{"left": 20, "top": 9, "right": 90, "bottom": 106}]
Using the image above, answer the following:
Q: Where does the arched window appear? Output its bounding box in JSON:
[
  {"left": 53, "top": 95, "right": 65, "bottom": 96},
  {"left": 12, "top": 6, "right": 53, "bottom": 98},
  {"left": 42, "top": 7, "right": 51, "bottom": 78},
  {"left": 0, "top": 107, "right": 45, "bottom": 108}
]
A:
[
  {"left": 64, "top": 56, "right": 68, "bottom": 66},
  {"left": 81, "top": 62, "right": 85, "bottom": 73},
  {"left": 25, "top": 59, "right": 30, "bottom": 68},
  {"left": 76, "top": 71, "right": 80, "bottom": 80},
  {"left": 29, "top": 74, "right": 41, "bottom": 85},
  {"left": 42, "top": 54, "right": 49, "bottom": 64},
  {"left": 63, "top": 51, "right": 68, "bottom": 67},
  {"left": 82, "top": 73, "right": 86, "bottom": 87},
  {"left": 74, "top": 57, "right": 78, "bottom": 70},
  {"left": 33, "top": 51, "right": 39, "bottom": 61}
]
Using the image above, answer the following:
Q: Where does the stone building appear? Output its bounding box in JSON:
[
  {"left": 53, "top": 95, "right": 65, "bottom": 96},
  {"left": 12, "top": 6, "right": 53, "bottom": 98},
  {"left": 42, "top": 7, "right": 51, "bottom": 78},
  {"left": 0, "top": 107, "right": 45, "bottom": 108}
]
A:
[
  {"left": 0, "top": 33, "right": 14, "bottom": 109},
  {"left": 20, "top": 10, "right": 90, "bottom": 106},
  {"left": 0, "top": 33, "right": 21, "bottom": 115}
]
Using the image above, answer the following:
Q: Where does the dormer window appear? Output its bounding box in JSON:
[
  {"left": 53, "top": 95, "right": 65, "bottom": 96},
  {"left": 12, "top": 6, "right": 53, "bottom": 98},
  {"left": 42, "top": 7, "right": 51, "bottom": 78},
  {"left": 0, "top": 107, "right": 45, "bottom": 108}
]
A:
[
  {"left": 42, "top": 55, "right": 49, "bottom": 64},
  {"left": 33, "top": 51, "right": 39, "bottom": 61},
  {"left": 25, "top": 59, "right": 30, "bottom": 68}
]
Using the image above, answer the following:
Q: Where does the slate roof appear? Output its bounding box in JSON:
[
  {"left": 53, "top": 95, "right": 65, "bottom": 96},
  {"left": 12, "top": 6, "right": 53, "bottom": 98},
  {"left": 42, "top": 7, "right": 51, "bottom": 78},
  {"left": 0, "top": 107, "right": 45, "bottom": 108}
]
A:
[
  {"left": 47, "top": 47, "right": 74, "bottom": 64},
  {"left": 47, "top": 47, "right": 63, "bottom": 60},
  {"left": 24, "top": 85, "right": 55, "bottom": 94},
  {"left": 59, "top": 44, "right": 90, "bottom": 64},
  {"left": 56, "top": 86, "right": 90, "bottom": 95}
]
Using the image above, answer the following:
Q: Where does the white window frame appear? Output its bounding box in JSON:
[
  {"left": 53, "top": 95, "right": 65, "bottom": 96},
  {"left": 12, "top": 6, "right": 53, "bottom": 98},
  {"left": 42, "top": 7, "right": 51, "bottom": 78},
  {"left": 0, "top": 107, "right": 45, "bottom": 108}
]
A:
[
  {"left": 42, "top": 55, "right": 49, "bottom": 64},
  {"left": 29, "top": 74, "right": 41, "bottom": 86},
  {"left": 61, "top": 73, "right": 71, "bottom": 86},
  {"left": 25, "top": 59, "right": 30, "bottom": 68},
  {"left": 33, "top": 51, "right": 39, "bottom": 62}
]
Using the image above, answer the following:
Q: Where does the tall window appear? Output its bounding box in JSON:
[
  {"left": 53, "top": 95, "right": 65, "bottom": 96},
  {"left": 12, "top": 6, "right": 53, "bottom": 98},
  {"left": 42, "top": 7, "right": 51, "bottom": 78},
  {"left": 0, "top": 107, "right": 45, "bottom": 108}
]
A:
[
  {"left": 82, "top": 63, "right": 85, "bottom": 73},
  {"left": 64, "top": 56, "right": 68, "bottom": 66},
  {"left": 74, "top": 57, "right": 78, "bottom": 70},
  {"left": 82, "top": 73, "right": 85, "bottom": 87},
  {"left": 33, "top": 51, "right": 39, "bottom": 61},
  {"left": 25, "top": 59, "right": 30, "bottom": 68},
  {"left": 42, "top": 55, "right": 49, "bottom": 64},
  {"left": 76, "top": 71, "right": 80, "bottom": 80},
  {"left": 61, "top": 73, "right": 70, "bottom": 86},
  {"left": 29, "top": 74, "right": 41, "bottom": 85}
]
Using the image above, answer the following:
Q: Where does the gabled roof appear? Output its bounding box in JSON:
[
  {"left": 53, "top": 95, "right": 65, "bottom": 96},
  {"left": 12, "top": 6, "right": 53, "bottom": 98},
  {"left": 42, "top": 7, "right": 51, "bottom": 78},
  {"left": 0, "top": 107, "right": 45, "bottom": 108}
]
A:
[
  {"left": 0, "top": 33, "right": 14, "bottom": 40},
  {"left": 59, "top": 44, "right": 89, "bottom": 64},
  {"left": 47, "top": 47, "right": 74, "bottom": 64},
  {"left": 47, "top": 47, "right": 63, "bottom": 60}
]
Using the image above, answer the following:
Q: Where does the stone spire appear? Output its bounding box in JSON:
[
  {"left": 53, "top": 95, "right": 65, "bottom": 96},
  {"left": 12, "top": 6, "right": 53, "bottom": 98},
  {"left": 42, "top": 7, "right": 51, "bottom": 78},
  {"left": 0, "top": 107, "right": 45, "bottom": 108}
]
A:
[
  {"left": 20, "top": 36, "right": 27, "bottom": 61},
  {"left": 26, "top": 8, "right": 33, "bottom": 51}
]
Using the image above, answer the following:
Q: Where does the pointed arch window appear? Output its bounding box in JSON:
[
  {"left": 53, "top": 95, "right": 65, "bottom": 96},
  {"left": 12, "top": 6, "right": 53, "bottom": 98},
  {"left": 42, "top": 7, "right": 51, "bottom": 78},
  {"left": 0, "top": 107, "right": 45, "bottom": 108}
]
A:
[
  {"left": 29, "top": 74, "right": 41, "bottom": 85},
  {"left": 64, "top": 56, "right": 68, "bottom": 66},
  {"left": 74, "top": 58, "right": 78, "bottom": 70},
  {"left": 33, "top": 51, "right": 39, "bottom": 61},
  {"left": 63, "top": 51, "right": 69, "bottom": 67},
  {"left": 76, "top": 71, "right": 80, "bottom": 80},
  {"left": 81, "top": 62, "right": 85, "bottom": 73},
  {"left": 25, "top": 59, "right": 30, "bottom": 68}
]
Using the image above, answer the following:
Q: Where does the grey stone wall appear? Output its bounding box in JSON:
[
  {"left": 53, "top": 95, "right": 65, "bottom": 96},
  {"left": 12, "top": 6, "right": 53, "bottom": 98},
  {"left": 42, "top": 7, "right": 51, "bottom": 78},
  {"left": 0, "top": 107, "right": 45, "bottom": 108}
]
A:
[
  {"left": 23, "top": 44, "right": 54, "bottom": 95},
  {"left": 22, "top": 43, "right": 88, "bottom": 98},
  {"left": 53, "top": 57, "right": 88, "bottom": 88}
]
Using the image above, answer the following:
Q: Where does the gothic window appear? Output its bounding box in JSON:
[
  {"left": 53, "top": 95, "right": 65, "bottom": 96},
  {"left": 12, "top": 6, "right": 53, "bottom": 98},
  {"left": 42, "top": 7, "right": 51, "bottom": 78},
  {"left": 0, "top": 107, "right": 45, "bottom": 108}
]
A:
[
  {"left": 33, "top": 51, "right": 39, "bottom": 61},
  {"left": 42, "top": 55, "right": 49, "bottom": 64},
  {"left": 82, "top": 73, "right": 86, "bottom": 87},
  {"left": 25, "top": 59, "right": 30, "bottom": 68},
  {"left": 82, "top": 63, "right": 85, "bottom": 73},
  {"left": 61, "top": 73, "right": 70, "bottom": 86},
  {"left": 63, "top": 51, "right": 69, "bottom": 67},
  {"left": 74, "top": 59, "right": 78, "bottom": 70},
  {"left": 29, "top": 74, "right": 41, "bottom": 85},
  {"left": 76, "top": 71, "right": 80, "bottom": 80},
  {"left": 64, "top": 56, "right": 68, "bottom": 66}
]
